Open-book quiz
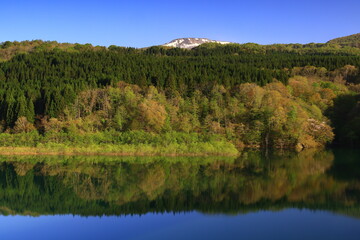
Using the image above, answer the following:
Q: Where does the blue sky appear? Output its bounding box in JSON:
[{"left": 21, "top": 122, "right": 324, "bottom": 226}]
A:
[{"left": 1, "top": 0, "right": 359, "bottom": 47}]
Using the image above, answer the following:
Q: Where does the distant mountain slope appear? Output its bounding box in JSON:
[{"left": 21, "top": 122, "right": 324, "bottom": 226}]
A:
[
  {"left": 2, "top": 33, "right": 360, "bottom": 62},
  {"left": 0, "top": 40, "right": 105, "bottom": 62},
  {"left": 328, "top": 33, "right": 360, "bottom": 48},
  {"left": 162, "top": 38, "right": 231, "bottom": 49}
]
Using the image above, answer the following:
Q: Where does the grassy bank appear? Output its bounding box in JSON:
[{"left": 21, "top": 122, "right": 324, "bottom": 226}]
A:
[{"left": 0, "top": 131, "right": 239, "bottom": 156}]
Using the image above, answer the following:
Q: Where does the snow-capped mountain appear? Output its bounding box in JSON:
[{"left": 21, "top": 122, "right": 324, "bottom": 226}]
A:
[{"left": 162, "top": 38, "right": 231, "bottom": 49}]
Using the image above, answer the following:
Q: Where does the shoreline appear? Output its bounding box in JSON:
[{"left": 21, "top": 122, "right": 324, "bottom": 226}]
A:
[{"left": 0, "top": 146, "right": 239, "bottom": 157}]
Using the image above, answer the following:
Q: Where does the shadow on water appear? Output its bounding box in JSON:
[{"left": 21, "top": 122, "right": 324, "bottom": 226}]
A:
[
  {"left": 0, "top": 148, "right": 358, "bottom": 218},
  {"left": 328, "top": 148, "right": 360, "bottom": 180}
]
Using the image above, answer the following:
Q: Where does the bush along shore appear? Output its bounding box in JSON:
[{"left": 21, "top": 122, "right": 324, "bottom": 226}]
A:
[{"left": 0, "top": 131, "right": 239, "bottom": 156}]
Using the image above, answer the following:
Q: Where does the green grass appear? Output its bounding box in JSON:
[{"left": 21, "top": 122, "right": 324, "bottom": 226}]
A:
[{"left": 0, "top": 131, "right": 239, "bottom": 156}]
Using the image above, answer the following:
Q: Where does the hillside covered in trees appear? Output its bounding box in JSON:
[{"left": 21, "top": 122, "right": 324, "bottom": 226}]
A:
[
  {"left": 328, "top": 33, "right": 360, "bottom": 48},
  {"left": 0, "top": 36, "right": 360, "bottom": 153}
]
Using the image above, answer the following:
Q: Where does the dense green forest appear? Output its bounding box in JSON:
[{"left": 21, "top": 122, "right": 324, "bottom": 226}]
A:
[
  {"left": 0, "top": 37, "right": 360, "bottom": 152},
  {"left": 0, "top": 149, "right": 359, "bottom": 216}
]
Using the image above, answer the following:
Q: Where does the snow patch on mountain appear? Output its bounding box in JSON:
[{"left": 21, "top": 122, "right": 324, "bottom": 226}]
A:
[{"left": 163, "top": 38, "right": 231, "bottom": 49}]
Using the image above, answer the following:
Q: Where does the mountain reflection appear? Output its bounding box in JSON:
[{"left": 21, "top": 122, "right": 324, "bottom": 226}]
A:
[{"left": 0, "top": 149, "right": 359, "bottom": 217}]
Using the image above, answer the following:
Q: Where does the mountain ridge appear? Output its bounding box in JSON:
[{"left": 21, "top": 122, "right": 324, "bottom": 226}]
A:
[
  {"left": 162, "top": 37, "right": 231, "bottom": 49},
  {"left": 327, "top": 33, "right": 360, "bottom": 48},
  {"left": 1, "top": 33, "right": 360, "bottom": 62}
]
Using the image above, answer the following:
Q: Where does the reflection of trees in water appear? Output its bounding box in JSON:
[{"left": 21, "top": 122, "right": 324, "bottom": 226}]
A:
[{"left": 0, "top": 149, "right": 359, "bottom": 216}]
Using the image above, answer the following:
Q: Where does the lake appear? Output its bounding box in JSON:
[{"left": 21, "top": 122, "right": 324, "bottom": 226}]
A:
[{"left": 0, "top": 149, "right": 359, "bottom": 239}]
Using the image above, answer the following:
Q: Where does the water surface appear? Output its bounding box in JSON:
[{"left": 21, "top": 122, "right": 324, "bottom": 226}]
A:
[{"left": 0, "top": 149, "right": 359, "bottom": 239}]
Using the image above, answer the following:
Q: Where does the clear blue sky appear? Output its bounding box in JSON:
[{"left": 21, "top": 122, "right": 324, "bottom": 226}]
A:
[{"left": 1, "top": 0, "right": 359, "bottom": 48}]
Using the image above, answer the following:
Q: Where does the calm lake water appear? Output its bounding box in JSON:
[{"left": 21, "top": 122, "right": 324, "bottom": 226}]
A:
[{"left": 0, "top": 149, "right": 359, "bottom": 239}]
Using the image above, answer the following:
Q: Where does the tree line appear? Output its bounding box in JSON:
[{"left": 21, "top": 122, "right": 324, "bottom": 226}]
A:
[{"left": 0, "top": 41, "right": 359, "bottom": 148}]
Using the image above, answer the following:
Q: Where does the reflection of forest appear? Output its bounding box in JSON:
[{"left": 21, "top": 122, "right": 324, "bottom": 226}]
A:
[{"left": 0, "top": 149, "right": 359, "bottom": 217}]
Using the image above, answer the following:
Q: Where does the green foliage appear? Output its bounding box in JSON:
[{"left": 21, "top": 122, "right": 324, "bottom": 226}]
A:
[
  {"left": 327, "top": 93, "right": 360, "bottom": 146},
  {"left": 327, "top": 33, "right": 360, "bottom": 48},
  {"left": 0, "top": 131, "right": 238, "bottom": 156},
  {"left": 0, "top": 40, "right": 359, "bottom": 148},
  {"left": 0, "top": 131, "right": 40, "bottom": 147},
  {"left": 0, "top": 76, "right": 340, "bottom": 150},
  {"left": 0, "top": 41, "right": 359, "bottom": 128}
]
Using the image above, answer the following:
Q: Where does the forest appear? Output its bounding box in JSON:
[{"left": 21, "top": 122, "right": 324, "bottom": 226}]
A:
[{"left": 0, "top": 39, "right": 360, "bottom": 153}]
